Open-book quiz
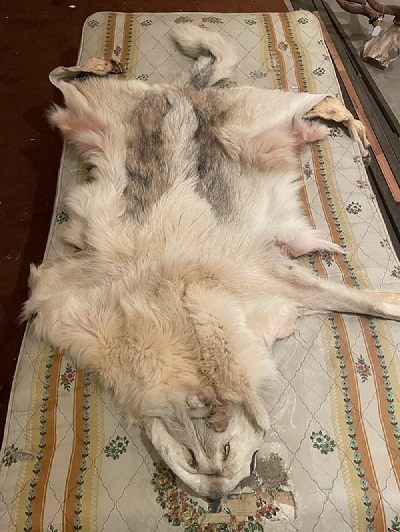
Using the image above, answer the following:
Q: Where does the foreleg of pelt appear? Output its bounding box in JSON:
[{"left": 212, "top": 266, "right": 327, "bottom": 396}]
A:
[
  {"left": 63, "top": 172, "right": 128, "bottom": 254},
  {"left": 51, "top": 107, "right": 130, "bottom": 253}
]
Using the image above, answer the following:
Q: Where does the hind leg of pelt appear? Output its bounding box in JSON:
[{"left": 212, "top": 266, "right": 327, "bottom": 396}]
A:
[
  {"left": 276, "top": 226, "right": 342, "bottom": 258},
  {"left": 292, "top": 115, "right": 331, "bottom": 152},
  {"left": 283, "top": 263, "right": 400, "bottom": 321}
]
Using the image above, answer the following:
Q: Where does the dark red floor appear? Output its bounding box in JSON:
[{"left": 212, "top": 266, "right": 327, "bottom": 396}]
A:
[{"left": 0, "top": 0, "right": 288, "bottom": 442}]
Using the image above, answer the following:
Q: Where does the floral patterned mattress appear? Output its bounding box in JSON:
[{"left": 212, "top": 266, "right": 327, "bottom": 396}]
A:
[{"left": 1, "top": 11, "right": 400, "bottom": 532}]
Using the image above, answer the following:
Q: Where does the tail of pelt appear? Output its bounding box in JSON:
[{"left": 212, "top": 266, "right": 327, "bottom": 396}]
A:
[{"left": 169, "top": 24, "right": 238, "bottom": 89}]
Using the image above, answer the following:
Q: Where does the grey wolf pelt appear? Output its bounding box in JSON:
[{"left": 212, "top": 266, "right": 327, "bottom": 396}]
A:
[{"left": 24, "top": 25, "right": 399, "bottom": 499}]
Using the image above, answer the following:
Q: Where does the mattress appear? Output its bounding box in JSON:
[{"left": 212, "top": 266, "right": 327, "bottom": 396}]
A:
[{"left": 1, "top": 11, "right": 400, "bottom": 531}]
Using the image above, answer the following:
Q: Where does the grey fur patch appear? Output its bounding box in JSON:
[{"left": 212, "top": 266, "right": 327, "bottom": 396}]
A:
[
  {"left": 122, "top": 87, "right": 237, "bottom": 221},
  {"left": 189, "top": 89, "right": 237, "bottom": 218},
  {"left": 189, "top": 55, "right": 216, "bottom": 90},
  {"left": 124, "top": 91, "right": 172, "bottom": 219},
  {"left": 193, "top": 109, "right": 232, "bottom": 216}
]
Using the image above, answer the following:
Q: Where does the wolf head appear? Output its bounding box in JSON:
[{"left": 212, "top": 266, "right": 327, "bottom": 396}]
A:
[
  {"left": 26, "top": 258, "right": 277, "bottom": 498},
  {"left": 144, "top": 405, "right": 265, "bottom": 500}
]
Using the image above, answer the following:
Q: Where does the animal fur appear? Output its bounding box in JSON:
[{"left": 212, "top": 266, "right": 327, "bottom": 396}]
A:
[{"left": 25, "top": 24, "right": 399, "bottom": 500}]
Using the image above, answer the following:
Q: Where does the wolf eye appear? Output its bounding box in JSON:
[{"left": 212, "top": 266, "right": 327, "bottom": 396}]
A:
[
  {"left": 223, "top": 443, "right": 230, "bottom": 460},
  {"left": 188, "top": 449, "right": 198, "bottom": 469},
  {"left": 250, "top": 451, "right": 258, "bottom": 474}
]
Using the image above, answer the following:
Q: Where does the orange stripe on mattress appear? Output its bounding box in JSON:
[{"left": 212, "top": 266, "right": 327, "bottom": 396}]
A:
[
  {"left": 29, "top": 350, "right": 63, "bottom": 531},
  {"left": 360, "top": 318, "right": 400, "bottom": 491},
  {"left": 263, "top": 14, "right": 288, "bottom": 91},
  {"left": 104, "top": 13, "right": 117, "bottom": 61},
  {"left": 63, "top": 370, "right": 87, "bottom": 530},
  {"left": 119, "top": 14, "right": 133, "bottom": 74},
  {"left": 334, "top": 314, "right": 386, "bottom": 530},
  {"left": 309, "top": 146, "right": 351, "bottom": 281}
]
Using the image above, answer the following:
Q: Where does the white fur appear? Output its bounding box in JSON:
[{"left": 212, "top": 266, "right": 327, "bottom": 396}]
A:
[{"left": 25, "top": 26, "right": 398, "bottom": 500}]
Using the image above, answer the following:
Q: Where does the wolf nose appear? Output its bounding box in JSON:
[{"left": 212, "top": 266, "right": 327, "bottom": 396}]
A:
[{"left": 206, "top": 498, "right": 222, "bottom": 513}]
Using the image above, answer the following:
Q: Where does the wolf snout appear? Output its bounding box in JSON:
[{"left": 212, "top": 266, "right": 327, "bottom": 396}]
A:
[{"left": 206, "top": 497, "right": 223, "bottom": 513}]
